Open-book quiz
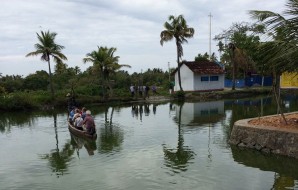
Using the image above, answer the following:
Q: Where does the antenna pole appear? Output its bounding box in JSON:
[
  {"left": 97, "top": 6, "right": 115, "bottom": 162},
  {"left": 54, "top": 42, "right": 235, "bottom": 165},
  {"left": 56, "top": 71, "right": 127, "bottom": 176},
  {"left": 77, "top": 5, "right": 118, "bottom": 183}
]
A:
[{"left": 208, "top": 13, "right": 212, "bottom": 60}]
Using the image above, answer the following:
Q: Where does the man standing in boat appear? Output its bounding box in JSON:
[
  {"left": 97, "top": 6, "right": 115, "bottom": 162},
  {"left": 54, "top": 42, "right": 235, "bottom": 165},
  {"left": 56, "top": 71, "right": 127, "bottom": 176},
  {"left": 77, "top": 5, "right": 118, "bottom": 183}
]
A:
[{"left": 83, "top": 110, "right": 96, "bottom": 135}]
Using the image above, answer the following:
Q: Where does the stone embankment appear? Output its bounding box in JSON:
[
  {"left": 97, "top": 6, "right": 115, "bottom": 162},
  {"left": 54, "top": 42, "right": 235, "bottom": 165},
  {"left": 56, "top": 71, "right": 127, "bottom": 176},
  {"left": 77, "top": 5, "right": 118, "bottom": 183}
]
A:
[{"left": 229, "top": 113, "right": 298, "bottom": 159}]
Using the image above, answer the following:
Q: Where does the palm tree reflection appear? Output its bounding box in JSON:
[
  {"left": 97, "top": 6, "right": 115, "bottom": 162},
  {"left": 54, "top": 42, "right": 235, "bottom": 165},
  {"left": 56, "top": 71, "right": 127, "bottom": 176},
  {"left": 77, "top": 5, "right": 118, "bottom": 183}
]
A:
[
  {"left": 98, "top": 107, "right": 124, "bottom": 153},
  {"left": 40, "top": 113, "right": 75, "bottom": 177},
  {"left": 163, "top": 102, "right": 195, "bottom": 173}
]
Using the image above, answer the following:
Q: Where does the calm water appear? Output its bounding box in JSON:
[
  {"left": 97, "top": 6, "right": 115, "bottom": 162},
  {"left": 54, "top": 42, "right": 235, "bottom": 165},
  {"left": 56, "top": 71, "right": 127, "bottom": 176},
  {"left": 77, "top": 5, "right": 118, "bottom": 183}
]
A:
[{"left": 1, "top": 96, "right": 298, "bottom": 190}]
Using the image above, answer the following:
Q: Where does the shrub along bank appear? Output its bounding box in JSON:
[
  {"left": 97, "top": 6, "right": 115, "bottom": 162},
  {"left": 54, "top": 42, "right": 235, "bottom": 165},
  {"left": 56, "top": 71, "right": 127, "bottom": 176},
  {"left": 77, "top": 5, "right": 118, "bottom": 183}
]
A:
[{"left": 0, "top": 87, "right": 280, "bottom": 111}]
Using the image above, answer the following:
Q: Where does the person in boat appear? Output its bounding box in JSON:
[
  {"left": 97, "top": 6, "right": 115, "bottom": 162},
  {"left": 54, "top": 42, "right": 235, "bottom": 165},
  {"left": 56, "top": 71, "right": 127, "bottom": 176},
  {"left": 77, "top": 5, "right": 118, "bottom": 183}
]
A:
[
  {"left": 69, "top": 106, "right": 77, "bottom": 122},
  {"left": 74, "top": 113, "right": 84, "bottom": 130},
  {"left": 83, "top": 110, "right": 96, "bottom": 135},
  {"left": 73, "top": 108, "right": 81, "bottom": 120},
  {"left": 81, "top": 107, "right": 87, "bottom": 120}
]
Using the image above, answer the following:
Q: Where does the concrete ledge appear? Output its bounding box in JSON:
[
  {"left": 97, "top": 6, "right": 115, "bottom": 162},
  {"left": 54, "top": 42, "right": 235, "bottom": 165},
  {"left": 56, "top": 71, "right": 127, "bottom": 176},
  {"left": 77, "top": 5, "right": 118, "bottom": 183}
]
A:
[{"left": 229, "top": 112, "right": 298, "bottom": 159}]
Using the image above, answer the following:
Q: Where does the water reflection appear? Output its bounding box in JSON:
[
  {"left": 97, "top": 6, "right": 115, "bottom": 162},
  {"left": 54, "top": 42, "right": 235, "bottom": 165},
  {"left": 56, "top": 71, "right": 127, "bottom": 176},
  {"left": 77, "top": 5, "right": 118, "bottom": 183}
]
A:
[
  {"left": 131, "top": 102, "right": 170, "bottom": 120},
  {"left": 1, "top": 95, "right": 297, "bottom": 189},
  {"left": 0, "top": 112, "right": 36, "bottom": 133},
  {"left": 163, "top": 102, "right": 195, "bottom": 173},
  {"left": 70, "top": 134, "right": 97, "bottom": 156},
  {"left": 98, "top": 107, "right": 124, "bottom": 154},
  {"left": 174, "top": 101, "right": 225, "bottom": 127},
  {"left": 40, "top": 113, "right": 75, "bottom": 177},
  {"left": 231, "top": 145, "right": 298, "bottom": 189},
  {"left": 131, "top": 104, "right": 151, "bottom": 120},
  {"left": 40, "top": 142, "right": 74, "bottom": 177}
]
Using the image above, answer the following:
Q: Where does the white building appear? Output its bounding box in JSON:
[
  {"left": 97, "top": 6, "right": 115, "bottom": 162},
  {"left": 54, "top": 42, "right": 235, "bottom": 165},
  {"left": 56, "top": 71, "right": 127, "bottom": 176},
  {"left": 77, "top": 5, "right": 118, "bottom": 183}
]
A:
[{"left": 173, "top": 61, "right": 225, "bottom": 92}]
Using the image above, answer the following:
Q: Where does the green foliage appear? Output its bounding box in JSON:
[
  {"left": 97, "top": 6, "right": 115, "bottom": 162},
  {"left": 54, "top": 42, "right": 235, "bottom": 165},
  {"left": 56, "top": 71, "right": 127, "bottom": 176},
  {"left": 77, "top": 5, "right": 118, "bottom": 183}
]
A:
[
  {"left": 0, "top": 75, "right": 24, "bottom": 93},
  {"left": 195, "top": 53, "right": 209, "bottom": 61},
  {"left": 0, "top": 86, "right": 5, "bottom": 94},
  {"left": 250, "top": 1, "right": 298, "bottom": 73},
  {"left": 0, "top": 92, "right": 38, "bottom": 110},
  {"left": 173, "top": 90, "right": 185, "bottom": 99},
  {"left": 215, "top": 22, "right": 264, "bottom": 78},
  {"left": 75, "top": 85, "right": 103, "bottom": 96},
  {"left": 23, "top": 71, "right": 49, "bottom": 91}
]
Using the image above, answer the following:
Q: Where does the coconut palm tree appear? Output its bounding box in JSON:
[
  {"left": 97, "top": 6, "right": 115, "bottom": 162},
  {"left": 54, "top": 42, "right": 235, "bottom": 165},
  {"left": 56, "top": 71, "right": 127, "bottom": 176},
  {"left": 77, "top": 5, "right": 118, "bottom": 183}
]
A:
[
  {"left": 160, "top": 15, "right": 195, "bottom": 91},
  {"left": 83, "top": 46, "right": 130, "bottom": 98},
  {"left": 26, "top": 30, "right": 67, "bottom": 99},
  {"left": 249, "top": 0, "right": 298, "bottom": 122},
  {"left": 249, "top": 0, "right": 298, "bottom": 72}
]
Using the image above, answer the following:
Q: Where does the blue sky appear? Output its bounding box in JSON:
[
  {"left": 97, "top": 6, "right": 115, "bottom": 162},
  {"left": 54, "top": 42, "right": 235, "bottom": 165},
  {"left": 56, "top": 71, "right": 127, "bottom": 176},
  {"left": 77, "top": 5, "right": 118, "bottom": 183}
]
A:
[{"left": 0, "top": 0, "right": 285, "bottom": 76}]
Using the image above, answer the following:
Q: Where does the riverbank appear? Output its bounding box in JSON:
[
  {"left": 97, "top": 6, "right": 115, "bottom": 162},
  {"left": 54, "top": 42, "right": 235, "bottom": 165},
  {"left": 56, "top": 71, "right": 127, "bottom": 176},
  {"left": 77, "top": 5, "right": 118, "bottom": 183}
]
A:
[{"left": 1, "top": 87, "right": 296, "bottom": 111}]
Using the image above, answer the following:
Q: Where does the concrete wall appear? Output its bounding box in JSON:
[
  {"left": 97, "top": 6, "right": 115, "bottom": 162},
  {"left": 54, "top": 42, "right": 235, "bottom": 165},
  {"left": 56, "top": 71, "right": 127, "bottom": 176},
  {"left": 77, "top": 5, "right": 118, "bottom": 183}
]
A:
[{"left": 229, "top": 116, "right": 298, "bottom": 159}]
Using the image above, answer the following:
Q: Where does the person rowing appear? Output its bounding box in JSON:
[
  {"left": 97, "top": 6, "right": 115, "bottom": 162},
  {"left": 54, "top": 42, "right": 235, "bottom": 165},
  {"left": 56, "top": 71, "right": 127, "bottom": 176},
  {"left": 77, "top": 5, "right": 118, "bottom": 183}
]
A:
[{"left": 83, "top": 110, "right": 96, "bottom": 135}]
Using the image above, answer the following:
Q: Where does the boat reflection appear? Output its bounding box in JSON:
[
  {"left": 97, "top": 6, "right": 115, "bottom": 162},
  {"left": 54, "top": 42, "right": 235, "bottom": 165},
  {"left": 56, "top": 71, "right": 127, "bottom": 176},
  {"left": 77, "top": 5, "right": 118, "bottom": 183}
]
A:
[{"left": 70, "top": 134, "right": 97, "bottom": 156}]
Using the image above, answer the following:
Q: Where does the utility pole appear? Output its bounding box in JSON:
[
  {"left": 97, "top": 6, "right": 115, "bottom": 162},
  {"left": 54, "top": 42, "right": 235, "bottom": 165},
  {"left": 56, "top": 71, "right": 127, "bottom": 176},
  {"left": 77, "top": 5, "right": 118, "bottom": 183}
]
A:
[{"left": 208, "top": 13, "right": 212, "bottom": 60}]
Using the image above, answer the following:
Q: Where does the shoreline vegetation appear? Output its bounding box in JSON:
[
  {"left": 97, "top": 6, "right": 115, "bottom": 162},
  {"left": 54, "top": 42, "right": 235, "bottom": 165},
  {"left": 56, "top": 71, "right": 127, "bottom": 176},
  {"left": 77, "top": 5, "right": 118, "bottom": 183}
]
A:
[{"left": 1, "top": 86, "right": 296, "bottom": 112}]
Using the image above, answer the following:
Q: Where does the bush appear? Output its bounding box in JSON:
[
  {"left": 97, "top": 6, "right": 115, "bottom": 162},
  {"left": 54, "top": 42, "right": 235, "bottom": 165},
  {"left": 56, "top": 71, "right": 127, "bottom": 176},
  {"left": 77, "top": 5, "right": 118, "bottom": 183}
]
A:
[
  {"left": 173, "top": 90, "right": 185, "bottom": 99},
  {"left": 0, "top": 92, "right": 39, "bottom": 110}
]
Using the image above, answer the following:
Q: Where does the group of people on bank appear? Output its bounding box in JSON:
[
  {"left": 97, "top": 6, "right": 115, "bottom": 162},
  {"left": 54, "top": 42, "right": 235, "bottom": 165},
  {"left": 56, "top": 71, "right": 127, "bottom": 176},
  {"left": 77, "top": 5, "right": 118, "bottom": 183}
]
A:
[
  {"left": 129, "top": 84, "right": 157, "bottom": 98},
  {"left": 69, "top": 106, "right": 96, "bottom": 135}
]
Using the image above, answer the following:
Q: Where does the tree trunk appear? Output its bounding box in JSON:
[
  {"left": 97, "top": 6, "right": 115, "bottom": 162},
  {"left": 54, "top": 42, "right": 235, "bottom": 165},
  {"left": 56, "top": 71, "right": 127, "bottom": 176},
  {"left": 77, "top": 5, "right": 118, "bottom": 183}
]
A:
[
  {"left": 231, "top": 55, "right": 236, "bottom": 90},
  {"left": 228, "top": 43, "right": 236, "bottom": 90},
  {"left": 176, "top": 46, "right": 183, "bottom": 91},
  {"left": 272, "top": 71, "right": 287, "bottom": 124},
  {"left": 106, "top": 79, "right": 113, "bottom": 98},
  {"left": 47, "top": 60, "right": 55, "bottom": 99}
]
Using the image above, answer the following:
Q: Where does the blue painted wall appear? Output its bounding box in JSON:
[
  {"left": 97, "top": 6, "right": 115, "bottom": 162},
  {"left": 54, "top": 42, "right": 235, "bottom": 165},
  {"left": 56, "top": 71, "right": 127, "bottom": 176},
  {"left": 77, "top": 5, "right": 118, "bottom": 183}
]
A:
[{"left": 225, "top": 76, "right": 272, "bottom": 88}]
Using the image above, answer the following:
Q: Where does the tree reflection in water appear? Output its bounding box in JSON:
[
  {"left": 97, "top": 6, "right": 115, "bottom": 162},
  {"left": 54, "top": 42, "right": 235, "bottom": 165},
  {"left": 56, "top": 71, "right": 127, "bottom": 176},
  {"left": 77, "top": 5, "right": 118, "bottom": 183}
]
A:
[
  {"left": 40, "top": 113, "right": 75, "bottom": 177},
  {"left": 0, "top": 112, "right": 36, "bottom": 133},
  {"left": 231, "top": 145, "right": 298, "bottom": 189},
  {"left": 163, "top": 102, "right": 195, "bottom": 173},
  {"left": 98, "top": 107, "right": 124, "bottom": 154}
]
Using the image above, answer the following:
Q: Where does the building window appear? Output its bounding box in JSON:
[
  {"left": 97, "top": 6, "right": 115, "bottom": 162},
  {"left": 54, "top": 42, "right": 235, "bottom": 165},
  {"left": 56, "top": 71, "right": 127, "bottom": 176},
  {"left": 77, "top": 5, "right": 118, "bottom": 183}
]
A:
[
  {"left": 201, "top": 76, "right": 209, "bottom": 81},
  {"left": 210, "top": 76, "right": 219, "bottom": 81}
]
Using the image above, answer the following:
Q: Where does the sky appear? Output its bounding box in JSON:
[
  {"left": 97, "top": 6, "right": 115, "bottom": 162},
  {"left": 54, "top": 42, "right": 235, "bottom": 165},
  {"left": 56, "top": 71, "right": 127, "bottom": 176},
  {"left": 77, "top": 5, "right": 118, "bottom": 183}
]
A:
[{"left": 0, "top": 0, "right": 286, "bottom": 77}]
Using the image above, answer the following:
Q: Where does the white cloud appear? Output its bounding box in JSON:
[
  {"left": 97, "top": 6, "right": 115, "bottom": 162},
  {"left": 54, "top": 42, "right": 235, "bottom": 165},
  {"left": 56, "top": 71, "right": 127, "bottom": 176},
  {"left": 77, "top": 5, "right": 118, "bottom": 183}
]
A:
[{"left": 0, "top": 0, "right": 287, "bottom": 76}]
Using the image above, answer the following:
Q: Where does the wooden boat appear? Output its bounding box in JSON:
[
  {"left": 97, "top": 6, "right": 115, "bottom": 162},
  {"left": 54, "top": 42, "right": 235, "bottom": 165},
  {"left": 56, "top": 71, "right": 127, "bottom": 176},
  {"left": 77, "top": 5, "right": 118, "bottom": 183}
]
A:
[{"left": 68, "top": 121, "right": 97, "bottom": 141}]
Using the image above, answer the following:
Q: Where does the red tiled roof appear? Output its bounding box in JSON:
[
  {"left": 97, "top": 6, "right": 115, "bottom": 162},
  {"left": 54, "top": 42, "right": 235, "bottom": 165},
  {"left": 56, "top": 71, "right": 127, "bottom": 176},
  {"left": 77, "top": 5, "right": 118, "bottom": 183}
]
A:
[{"left": 183, "top": 61, "right": 224, "bottom": 74}]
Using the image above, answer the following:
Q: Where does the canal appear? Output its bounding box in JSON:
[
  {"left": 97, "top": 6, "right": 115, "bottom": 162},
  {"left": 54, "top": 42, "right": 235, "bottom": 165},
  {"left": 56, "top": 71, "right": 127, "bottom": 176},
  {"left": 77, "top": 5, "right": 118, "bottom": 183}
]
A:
[{"left": 0, "top": 96, "right": 298, "bottom": 189}]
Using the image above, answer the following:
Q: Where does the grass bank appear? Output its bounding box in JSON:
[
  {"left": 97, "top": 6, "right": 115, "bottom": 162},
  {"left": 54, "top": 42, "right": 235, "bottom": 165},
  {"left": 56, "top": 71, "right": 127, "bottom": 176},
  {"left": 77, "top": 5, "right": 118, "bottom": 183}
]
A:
[{"left": 1, "top": 87, "right": 295, "bottom": 111}]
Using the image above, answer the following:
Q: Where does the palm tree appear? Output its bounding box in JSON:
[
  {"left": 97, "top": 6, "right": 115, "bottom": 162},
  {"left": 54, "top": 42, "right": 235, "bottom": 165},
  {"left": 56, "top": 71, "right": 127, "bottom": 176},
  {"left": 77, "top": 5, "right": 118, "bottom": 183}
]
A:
[
  {"left": 83, "top": 46, "right": 130, "bottom": 98},
  {"left": 26, "top": 30, "right": 67, "bottom": 99},
  {"left": 54, "top": 62, "right": 68, "bottom": 75},
  {"left": 160, "top": 15, "right": 195, "bottom": 91},
  {"left": 249, "top": 0, "right": 298, "bottom": 122},
  {"left": 217, "top": 41, "right": 224, "bottom": 58},
  {"left": 74, "top": 66, "right": 81, "bottom": 75},
  {"left": 249, "top": 0, "right": 298, "bottom": 72}
]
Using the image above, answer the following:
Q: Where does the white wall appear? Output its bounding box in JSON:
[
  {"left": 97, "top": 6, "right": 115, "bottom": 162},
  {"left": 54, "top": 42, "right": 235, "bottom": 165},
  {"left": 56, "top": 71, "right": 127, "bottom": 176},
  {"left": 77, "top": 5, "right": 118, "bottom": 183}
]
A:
[
  {"left": 174, "top": 64, "right": 194, "bottom": 91},
  {"left": 194, "top": 73, "right": 224, "bottom": 91}
]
